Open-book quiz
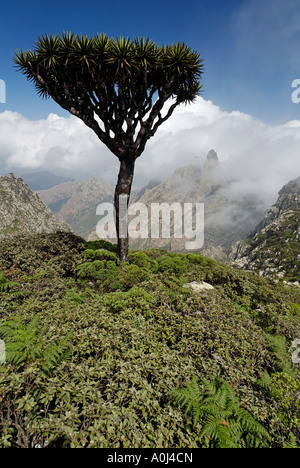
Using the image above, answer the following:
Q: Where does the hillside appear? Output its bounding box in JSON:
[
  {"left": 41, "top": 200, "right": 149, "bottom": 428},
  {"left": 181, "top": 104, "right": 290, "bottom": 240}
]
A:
[
  {"left": 0, "top": 232, "right": 299, "bottom": 448},
  {"left": 231, "top": 177, "right": 300, "bottom": 282},
  {"left": 0, "top": 174, "right": 70, "bottom": 238},
  {"left": 39, "top": 177, "right": 113, "bottom": 239}
]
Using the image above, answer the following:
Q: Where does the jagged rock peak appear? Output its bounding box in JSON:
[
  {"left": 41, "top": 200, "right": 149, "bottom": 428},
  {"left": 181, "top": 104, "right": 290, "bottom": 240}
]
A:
[
  {"left": 204, "top": 149, "right": 218, "bottom": 171},
  {"left": 172, "top": 164, "right": 202, "bottom": 180}
]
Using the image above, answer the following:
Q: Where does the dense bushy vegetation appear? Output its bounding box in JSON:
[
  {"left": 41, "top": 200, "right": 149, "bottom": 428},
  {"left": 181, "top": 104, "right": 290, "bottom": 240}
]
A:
[{"left": 0, "top": 232, "right": 299, "bottom": 448}]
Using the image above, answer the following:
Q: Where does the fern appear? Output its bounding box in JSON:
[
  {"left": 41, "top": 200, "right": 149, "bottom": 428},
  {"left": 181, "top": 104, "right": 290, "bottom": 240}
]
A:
[
  {"left": 283, "top": 433, "right": 298, "bottom": 448},
  {"left": 266, "top": 334, "right": 297, "bottom": 378},
  {"left": 0, "top": 314, "right": 72, "bottom": 373},
  {"left": 0, "top": 314, "right": 41, "bottom": 365},
  {"left": 170, "top": 375, "right": 271, "bottom": 448},
  {"left": 170, "top": 374, "right": 203, "bottom": 426},
  {"left": 0, "top": 272, "right": 22, "bottom": 297},
  {"left": 65, "top": 289, "right": 86, "bottom": 304},
  {"left": 256, "top": 370, "right": 273, "bottom": 395},
  {"left": 39, "top": 333, "right": 73, "bottom": 374}
]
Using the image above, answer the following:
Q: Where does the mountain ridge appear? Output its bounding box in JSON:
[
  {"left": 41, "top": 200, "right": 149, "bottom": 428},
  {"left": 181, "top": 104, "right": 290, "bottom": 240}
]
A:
[
  {"left": 39, "top": 177, "right": 113, "bottom": 239},
  {"left": 0, "top": 173, "right": 70, "bottom": 238}
]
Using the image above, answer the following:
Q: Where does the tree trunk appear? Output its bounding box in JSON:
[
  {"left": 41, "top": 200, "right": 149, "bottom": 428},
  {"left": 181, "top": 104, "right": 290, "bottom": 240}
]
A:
[{"left": 114, "top": 159, "right": 135, "bottom": 263}]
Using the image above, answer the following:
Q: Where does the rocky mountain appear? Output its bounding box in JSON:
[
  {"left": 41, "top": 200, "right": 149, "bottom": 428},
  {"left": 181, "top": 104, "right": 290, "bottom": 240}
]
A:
[
  {"left": 126, "top": 150, "right": 264, "bottom": 259},
  {"left": 230, "top": 177, "right": 300, "bottom": 282},
  {"left": 39, "top": 177, "right": 113, "bottom": 239},
  {"left": 37, "top": 150, "right": 266, "bottom": 260},
  {"left": 0, "top": 173, "right": 70, "bottom": 238}
]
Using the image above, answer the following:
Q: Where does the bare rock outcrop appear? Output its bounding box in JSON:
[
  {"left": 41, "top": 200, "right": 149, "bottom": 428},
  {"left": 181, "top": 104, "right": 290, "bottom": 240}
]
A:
[
  {"left": 230, "top": 177, "right": 300, "bottom": 281},
  {"left": 0, "top": 173, "right": 70, "bottom": 238}
]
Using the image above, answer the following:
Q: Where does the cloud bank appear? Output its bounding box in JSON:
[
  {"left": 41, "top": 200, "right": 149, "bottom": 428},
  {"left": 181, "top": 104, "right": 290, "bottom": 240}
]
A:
[{"left": 0, "top": 96, "right": 300, "bottom": 209}]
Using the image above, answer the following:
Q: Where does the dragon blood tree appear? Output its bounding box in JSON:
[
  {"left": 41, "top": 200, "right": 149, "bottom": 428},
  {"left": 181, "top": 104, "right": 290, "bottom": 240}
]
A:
[{"left": 14, "top": 33, "right": 204, "bottom": 262}]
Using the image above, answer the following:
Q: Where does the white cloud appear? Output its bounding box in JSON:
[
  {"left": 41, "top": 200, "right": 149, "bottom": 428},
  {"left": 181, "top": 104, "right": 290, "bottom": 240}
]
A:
[
  {"left": 140, "top": 97, "right": 300, "bottom": 205},
  {"left": 0, "top": 110, "right": 119, "bottom": 180},
  {"left": 0, "top": 97, "right": 299, "bottom": 211}
]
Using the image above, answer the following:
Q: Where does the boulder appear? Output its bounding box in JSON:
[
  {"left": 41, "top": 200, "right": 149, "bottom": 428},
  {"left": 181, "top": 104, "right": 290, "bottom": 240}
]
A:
[{"left": 183, "top": 281, "right": 215, "bottom": 292}]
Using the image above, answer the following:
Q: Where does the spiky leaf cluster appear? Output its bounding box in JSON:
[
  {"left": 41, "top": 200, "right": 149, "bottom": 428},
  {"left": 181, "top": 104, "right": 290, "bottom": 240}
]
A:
[{"left": 14, "top": 33, "right": 203, "bottom": 160}]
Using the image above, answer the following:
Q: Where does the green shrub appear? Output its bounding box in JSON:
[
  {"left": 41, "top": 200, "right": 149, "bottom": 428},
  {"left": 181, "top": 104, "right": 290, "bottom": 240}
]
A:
[
  {"left": 82, "top": 249, "right": 118, "bottom": 262},
  {"left": 290, "top": 302, "right": 300, "bottom": 317},
  {"left": 256, "top": 371, "right": 300, "bottom": 443},
  {"left": 77, "top": 260, "right": 150, "bottom": 292},
  {"left": 102, "top": 287, "right": 156, "bottom": 317},
  {"left": 65, "top": 289, "right": 86, "bottom": 304},
  {"left": 77, "top": 260, "right": 118, "bottom": 287},
  {"left": 142, "top": 248, "right": 168, "bottom": 260},
  {"left": 109, "top": 263, "right": 150, "bottom": 291},
  {"left": 157, "top": 254, "right": 187, "bottom": 276},
  {"left": 84, "top": 239, "right": 117, "bottom": 253},
  {"left": 0, "top": 234, "right": 299, "bottom": 448},
  {"left": 186, "top": 253, "right": 217, "bottom": 268},
  {"left": 128, "top": 251, "right": 158, "bottom": 273},
  {"left": 271, "top": 373, "right": 300, "bottom": 421},
  {"left": 265, "top": 334, "right": 298, "bottom": 377}
]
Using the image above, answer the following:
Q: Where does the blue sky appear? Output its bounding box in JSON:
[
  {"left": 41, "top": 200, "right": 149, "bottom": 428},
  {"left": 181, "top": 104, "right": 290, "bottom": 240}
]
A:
[{"left": 1, "top": 0, "right": 300, "bottom": 124}]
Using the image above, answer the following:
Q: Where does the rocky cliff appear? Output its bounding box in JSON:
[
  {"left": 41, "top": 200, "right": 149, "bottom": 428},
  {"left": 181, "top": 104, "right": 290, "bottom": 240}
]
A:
[
  {"left": 230, "top": 177, "right": 300, "bottom": 282},
  {"left": 0, "top": 174, "right": 70, "bottom": 239}
]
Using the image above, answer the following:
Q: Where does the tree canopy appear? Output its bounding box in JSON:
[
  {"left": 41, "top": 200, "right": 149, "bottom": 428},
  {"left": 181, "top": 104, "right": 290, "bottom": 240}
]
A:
[
  {"left": 14, "top": 33, "right": 204, "bottom": 161},
  {"left": 14, "top": 33, "right": 204, "bottom": 262}
]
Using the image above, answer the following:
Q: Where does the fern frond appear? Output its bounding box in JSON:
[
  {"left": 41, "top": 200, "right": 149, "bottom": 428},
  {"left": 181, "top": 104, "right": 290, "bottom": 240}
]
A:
[
  {"left": 0, "top": 272, "right": 21, "bottom": 294},
  {"left": 40, "top": 332, "right": 73, "bottom": 374},
  {"left": 283, "top": 433, "right": 298, "bottom": 448},
  {"left": 256, "top": 370, "right": 272, "bottom": 394},
  {"left": 0, "top": 315, "right": 72, "bottom": 372},
  {"left": 170, "top": 374, "right": 204, "bottom": 426},
  {"left": 266, "top": 333, "right": 297, "bottom": 377},
  {"left": 170, "top": 374, "right": 271, "bottom": 448},
  {"left": 236, "top": 407, "right": 270, "bottom": 439}
]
